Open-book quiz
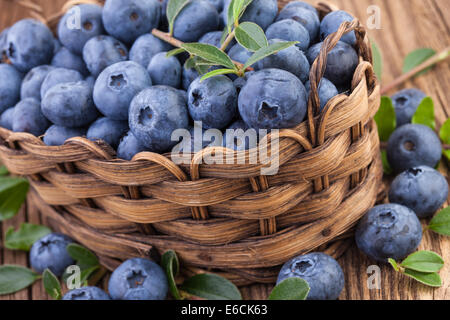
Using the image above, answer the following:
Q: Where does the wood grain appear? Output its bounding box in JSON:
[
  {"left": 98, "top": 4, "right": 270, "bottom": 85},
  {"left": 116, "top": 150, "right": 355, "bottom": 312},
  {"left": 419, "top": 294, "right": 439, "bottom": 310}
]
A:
[{"left": 0, "top": 0, "right": 449, "bottom": 300}]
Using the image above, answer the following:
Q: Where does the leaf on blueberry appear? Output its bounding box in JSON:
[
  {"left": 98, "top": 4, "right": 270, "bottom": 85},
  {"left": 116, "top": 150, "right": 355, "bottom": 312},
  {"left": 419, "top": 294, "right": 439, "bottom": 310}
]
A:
[
  {"left": 0, "top": 176, "right": 29, "bottom": 221},
  {"left": 244, "top": 41, "right": 298, "bottom": 69},
  {"left": 5, "top": 223, "right": 51, "bottom": 251},
  {"left": 411, "top": 97, "right": 435, "bottom": 130},
  {"left": 66, "top": 244, "right": 99, "bottom": 269},
  {"left": 268, "top": 278, "right": 310, "bottom": 300},
  {"left": 371, "top": 39, "right": 383, "bottom": 80},
  {"left": 167, "top": 0, "right": 190, "bottom": 35},
  {"left": 162, "top": 250, "right": 181, "bottom": 300},
  {"left": 400, "top": 250, "right": 444, "bottom": 273},
  {"left": 0, "top": 265, "right": 40, "bottom": 295},
  {"left": 181, "top": 43, "right": 236, "bottom": 70},
  {"left": 201, "top": 68, "right": 239, "bottom": 81},
  {"left": 166, "top": 48, "right": 186, "bottom": 58},
  {"left": 403, "top": 269, "right": 442, "bottom": 287},
  {"left": 403, "top": 48, "right": 437, "bottom": 76},
  {"left": 374, "top": 96, "right": 396, "bottom": 142},
  {"left": 428, "top": 206, "right": 450, "bottom": 236},
  {"left": 43, "top": 269, "right": 62, "bottom": 300},
  {"left": 181, "top": 273, "right": 242, "bottom": 300},
  {"left": 235, "top": 22, "right": 268, "bottom": 52}
]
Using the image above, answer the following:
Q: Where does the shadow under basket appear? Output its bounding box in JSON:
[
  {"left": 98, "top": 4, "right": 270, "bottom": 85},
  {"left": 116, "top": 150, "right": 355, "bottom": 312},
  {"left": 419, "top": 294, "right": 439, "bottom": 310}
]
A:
[{"left": 0, "top": 1, "right": 382, "bottom": 286}]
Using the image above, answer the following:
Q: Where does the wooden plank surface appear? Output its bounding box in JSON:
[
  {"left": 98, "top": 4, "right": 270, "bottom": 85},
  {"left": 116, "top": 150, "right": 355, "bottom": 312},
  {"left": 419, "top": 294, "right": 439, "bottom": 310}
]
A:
[{"left": 0, "top": 0, "right": 449, "bottom": 300}]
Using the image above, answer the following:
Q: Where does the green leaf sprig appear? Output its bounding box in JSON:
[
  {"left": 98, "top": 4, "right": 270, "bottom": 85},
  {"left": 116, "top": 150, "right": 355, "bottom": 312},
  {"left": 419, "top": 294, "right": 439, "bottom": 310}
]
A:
[
  {"left": 427, "top": 207, "right": 450, "bottom": 236},
  {"left": 43, "top": 269, "right": 62, "bottom": 300},
  {"left": 268, "top": 277, "right": 310, "bottom": 300},
  {"left": 0, "top": 265, "right": 40, "bottom": 295},
  {"left": 64, "top": 244, "right": 101, "bottom": 286},
  {"left": 5, "top": 223, "right": 51, "bottom": 251}
]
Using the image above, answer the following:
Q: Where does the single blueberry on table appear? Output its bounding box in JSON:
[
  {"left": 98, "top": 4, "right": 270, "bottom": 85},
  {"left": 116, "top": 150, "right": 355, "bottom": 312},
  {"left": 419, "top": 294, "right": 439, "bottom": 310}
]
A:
[
  {"left": 223, "top": 0, "right": 278, "bottom": 31},
  {"left": 223, "top": 119, "right": 258, "bottom": 151},
  {"left": 387, "top": 124, "right": 442, "bottom": 173},
  {"left": 277, "top": 252, "right": 345, "bottom": 300},
  {"left": 129, "top": 86, "right": 190, "bottom": 153},
  {"left": 12, "top": 98, "right": 50, "bottom": 136},
  {"left": 320, "top": 10, "right": 357, "bottom": 45},
  {"left": 391, "top": 88, "right": 427, "bottom": 127},
  {"left": 255, "top": 39, "right": 310, "bottom": 83},
  {"left": 188, "top": 75, "right": 237, "bottom": 130},
  {"left": 355, "top": 204, "right": 422, "bottom": 262},
  {"left": 108, "top": 258, "right": 168, "bottom": 300},
  {"left": 21, "top": 65, "right": 55, "bottom": 101},
  {"left": 29, "top": 233, "right": 75, "bottom": 276},
  {"left": 182, "top": 67, "right": 200, "bottom": 91},
  {"left": 266, "top": 19, "right": 310, "bottom": 52},
  {"left": 82, "top": 35, "right": 128, "bottom": 77},
  {"left": 238, "top": 69, "right": 308, "bottom": 130},
  {"left": 276, "top": 5, "right": 320, "bottom": 41},
  {"left": 51, "top": 46, "right": 89, "bottom": 76},
  {"left": 102, "top": 0, "right": 161, "bottom": 44},
  {"left": 173, "top": 0, "right": 219, "bottom": 42},
  {"left": 389, "top": 166, "right": 448, "bottom": 218},
  {"left": 0, "top": 107, "right": 14, "bottom": 130},
  {"left": 130, "top": 34, "right": 173, "bottom": 68},
  {"left": 94, "top": 61, "right": 152, "bottom": 120},
  {"left": 43, "top": 125, "right": 87, "bottom": 146},
  {"left": 117, "top": 131, "right": 148, "bottom": 160},
  {"left": 41, "top": 81, "right": 98, "bottom": 128},
  {"left": 148, "top": 52, "right": 182, "bottom": 88},
  {"left": 87, "top": 117, "right": 129, "bottom": 149},
  {"left": 58, "top": 4, "right": 105, "bottom": 55},
  {"left": 307, "top": 41, "right": 359, "bottom": 86},
  {"left": 40, "top": 68, "right": 84, "bottom": 100},
  {"left": 63, "top": 287, "right": 111, "bottom": 300},
  {"left": 0, "top": 64, "right": 22, "bottom": 113},
  {"left": 305, "top": 78, "right": 339, "bottom": 111},
  {"left": 6, "top": 19, "right": 54, "bottom": 72}
]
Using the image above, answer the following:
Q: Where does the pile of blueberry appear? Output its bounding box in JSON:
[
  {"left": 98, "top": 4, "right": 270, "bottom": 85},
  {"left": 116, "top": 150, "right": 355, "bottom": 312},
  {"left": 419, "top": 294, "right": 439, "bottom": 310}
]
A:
[{"left": 0, "top": 0, "right": 360, "bottom": 157}]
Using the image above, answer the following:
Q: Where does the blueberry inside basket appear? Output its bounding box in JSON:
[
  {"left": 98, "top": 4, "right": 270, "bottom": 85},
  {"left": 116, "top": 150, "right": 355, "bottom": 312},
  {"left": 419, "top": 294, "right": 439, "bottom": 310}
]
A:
[{"left": 0, "top": 0, "right": 382, "bottom": 286}]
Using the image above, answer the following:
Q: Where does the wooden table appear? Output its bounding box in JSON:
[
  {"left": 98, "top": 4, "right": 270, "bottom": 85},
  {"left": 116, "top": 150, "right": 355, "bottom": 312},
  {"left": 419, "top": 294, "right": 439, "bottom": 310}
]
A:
[{"left": 0, "top": 0, "right": 449, "bottom": 300}]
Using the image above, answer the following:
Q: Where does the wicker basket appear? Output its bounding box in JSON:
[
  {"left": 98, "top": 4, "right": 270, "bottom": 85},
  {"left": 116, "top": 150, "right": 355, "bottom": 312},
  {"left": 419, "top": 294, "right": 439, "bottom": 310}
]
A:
[{"left": 0, "top": 0, "right": 382, "bottom": 286}]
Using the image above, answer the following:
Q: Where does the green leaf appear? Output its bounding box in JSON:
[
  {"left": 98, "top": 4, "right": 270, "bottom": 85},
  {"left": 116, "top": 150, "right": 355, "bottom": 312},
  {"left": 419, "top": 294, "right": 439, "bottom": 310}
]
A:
[
  {"left": 403, "top": 269, "right": 442, "bottom": 287},
  {"left": 220, "top": 27, "right": 229, "bottom": 46},
  {"left": 244, "top": 41, "right": 298, "bottom": 69},
  {"left": 411, "top": 97, "right": 435, "bottom": 130},
  {"left": 268, "top": 278, "right": 310, "bottom": 300},
  {"left": 166, "top": 48, "right": 186, "bottom": 58},
  {"left": 43, "top": 269, "right": 62, "bottom": 300},
  {"left": 374, "top": 96, "right": 396, "bottom": 142},
  {"left": 66, "top": 244, "right": 99, "bottom": 269},
  {"left": 181, "top": 273, "right": 242, "bottom": 300},
  {"left": 0, "top": 265, "right": 40, "bottom": 295},
  {"left": 167, "top": 0, "right": 190, "bottom": 35},
  {"left": 371, "top": 39, "right": 383, "bottom": 80},
  {"left": 162, "top": 250, "right": 181, "bottom": 300},
  {"left": 181, "top": 43, "right": 236, "bottom": 69},
  {"left": 232, "top": 0, "right": 245, "bottom": 24},
  {"left": 5, "top": 223, "right": 51, "bottom": 251},
  {"left": 439, "top": 118, "right": 450, "bottom": 143},
  {"left": 235, "top": 22, "right": 268, "bottom": 52},
  {"left": 0, "top": 166, "right": 9, "bottom": 176},
  {"left": 227, "top": 0, "right": 237, "bottom": 31},
  {"left": 388, "top": 258, "right": 400, "bottom": 272},
  {"left": 80, "top": 265, "right": 100, "bottom": 284},
  {"left": 381, "top": 150, "right": 393, "bottom": 175},
  {"left": 403, "top": 48, "right": 437, "bottom": 76},
  {"left": 0, "top": 177, "right": 29, "bottom": 221},
  {"left": 400, "top": 251, "right": 444, "bottom": 273},
  {"left": 429, "top": 207, "right": 450, "bottom": 236},
  {"left": 200, "top": 68, "right": 238, "bottom": 81}
]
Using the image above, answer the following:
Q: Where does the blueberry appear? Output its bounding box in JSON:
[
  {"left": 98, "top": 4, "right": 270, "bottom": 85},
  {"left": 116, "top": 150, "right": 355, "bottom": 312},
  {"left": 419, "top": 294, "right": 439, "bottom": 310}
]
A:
[
  {"left": 207, "top": 0, "right": 224, "bottom": 11},
  {"left": 63, "top": 287, "right": 111, "bottom": 300},
  {"left": 58, "top": 4, "right": 105, "bottom": 55},
  {"left": 199, "top": 31, "right": 236, "bottom": 52},
  {"left": 42, "top": 81, "right": 98, "bottom": 128},
  {"left": 305, "top": 78, "right": 339, "bottom": 111},
  {"left": 228, "top": 43, "right": 252, "bottom": 64},
  {"left": 6, "top": 19, "right": 54, "bottom": 72},
  {"left": 94, "top": 61, "right": 152, "bottom": 120},
  {"left": 188, "top": 75, "right": 237, "bottom": 129},
  {"left": 51, "top": 46, "right": 89, "bottom": 76},
  {"left": 12, "top": 98, "right": 49, "bottom": 136},
  {"left": 306, "top": 41, "right": 358, "bottom": 86},
  {"left": 391, "top": 88, "right": 427, "bottom": 127},
  {"left": 21, "top": 65, "right": 55, "bottom": 101},
  {"left": 255, "top": 39, "right": 310, "bottom": 83},
  {"left": 53, "top": 38, "right": 62, "bottom": 55},
  {"left": 173, "top": 0, "right": 219, "bottom": 42},
  {"left": 108, "top": 258, "right": 168, "bottom": 300},
  {"left": 266, "top": 19, "right": 310, "bottom": 51},
  {"left": 130, "top": 34, "right": 173, "bottom": 68},
  {"left": 355, "top": 204, "right": 422, "bottom": 262},
  {"left": 238, "top": 69, "right": 308, "bottom": 129},
  {"left": 320, "top": 10, "right": 356, "bottom": 45},
  {"left": 117, "top": 131, "right": 148, "bottom": 160},
  {"left": 40, "top": 68, "right": 84, "bottom": 100},
  {"left": 182, "top": 67, "right": 199, "bottom": 91},
  {"left": 43, "top": 125, "right": 87, "bottom": 146},
  {"left": 389, "top": 166, "right": 448, "bottom": 218},
  {"left": 148, "top": 52, "right": 182, "bottom": 88},
  {"left": 85, "top": 75, "right": 96, "bottom": 89},
  {"left": 277, "top": 252, "right": 344, "bottom": 300},
  {"left": 0, "top": 64, "right": 22, "bottom": 113},
  {"left": 223, "top": 0, "right": 278, "bottom": 31},
  {"left": 87, "top": 117, "right": 128, "bottom": 149},
  {"left": 102, "top": 0, "right": 161, "bottom": 44},
  {"left": 29, "top": 233, "right": 75, "bottom": 276},
  {"left": 283, "top": 1, "right": 318, "bottom": 15},
  {"left": 82, "top": 35, "right": 128, "bottom": 77},
  {"left": 223, "top": 119, "right": 258, "bottom": 151},
  {"left": 387, "top": 124, "right": 442, "bottom": 173},
  {"left": 277, "top": 5, "right": 320, "bottom": 41},
  {"left": 129, "top": 86, "right": 190, "bottom": 152},
  {"left": 0, "top": 107, "right": 15, "bottom": 130}
]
